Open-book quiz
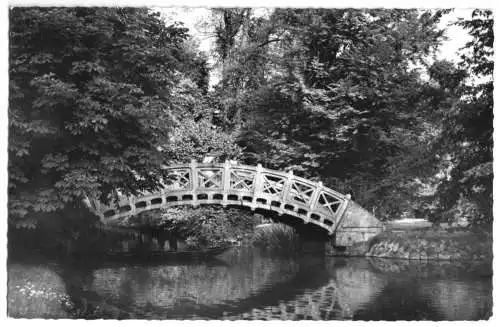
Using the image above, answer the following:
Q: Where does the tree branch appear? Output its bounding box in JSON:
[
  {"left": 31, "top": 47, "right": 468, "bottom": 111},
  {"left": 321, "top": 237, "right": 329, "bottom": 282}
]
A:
[{"left": 257, "top": 38, "right": 282, "bottom": 48}]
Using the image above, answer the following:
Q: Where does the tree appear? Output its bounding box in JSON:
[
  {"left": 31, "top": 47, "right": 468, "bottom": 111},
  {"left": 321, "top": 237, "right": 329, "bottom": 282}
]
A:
[
  {"left": 432, "top": 10, "right": 493, "bottom": 226},
  {"left": 393, "top": 59, "right": 467, "bottom": 219},
  {"left": 208, "top": 8, "right": 275, "bottom": 130},
  {"left": 223, "top": 9, "right": 447, "bottom": 219},
  {"left": 8, "top": 7, "right": 200, "bottom": 224},
  {"left": 160, "top": 118, "right": 243, "bottom": 164}
]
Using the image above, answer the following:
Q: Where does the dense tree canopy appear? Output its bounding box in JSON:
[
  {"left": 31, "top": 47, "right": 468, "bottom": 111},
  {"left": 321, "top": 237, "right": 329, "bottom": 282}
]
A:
[
  {"left": 9, "top": 7, "right": 493, "bottom": 227},
  {"left": 8, "top": 7, "right": 206, "bottom": 223},
  {"left": 431, "top": 10, "right": 493, "bottom": 225},
  {"left": 208, "top": 9, "right": 451, "bottom": 218}
]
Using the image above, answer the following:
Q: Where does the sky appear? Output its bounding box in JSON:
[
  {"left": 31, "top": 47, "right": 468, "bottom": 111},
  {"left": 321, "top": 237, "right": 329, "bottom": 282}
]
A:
[{"left": 437, "top": 9, "right": 473, "bottom": 61}]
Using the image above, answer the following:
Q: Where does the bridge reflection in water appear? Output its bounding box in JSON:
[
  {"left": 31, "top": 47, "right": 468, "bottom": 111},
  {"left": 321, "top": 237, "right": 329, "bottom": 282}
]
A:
[
  {"left": 76, "top": 248, "right": 491, "bottom": 320},
  {"left": 88, "top": 247, "right": 343, "bottom": 320},
  {"left": 8, "top": 244, "right": 492, "bottom": 320}
]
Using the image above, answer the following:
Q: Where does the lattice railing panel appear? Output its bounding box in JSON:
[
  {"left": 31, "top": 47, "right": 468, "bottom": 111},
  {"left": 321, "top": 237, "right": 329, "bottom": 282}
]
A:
[
  {"left": 230, "top": 170, "right": 255, "bottom": 191},
  {"left": 262, "top": 174, "right": 286, "bottom": 196},
  {"left": 162, "top": 169, "right": 191, "bottom": 190},
  {"left": 318, "top": 192, "right": 343, "bottom": 216},
  {"left": 289, "top": 181, "right": 315, "bottom": 205},
  {"left": 197, "top": 169, "right": 223, "bottom": 189}
]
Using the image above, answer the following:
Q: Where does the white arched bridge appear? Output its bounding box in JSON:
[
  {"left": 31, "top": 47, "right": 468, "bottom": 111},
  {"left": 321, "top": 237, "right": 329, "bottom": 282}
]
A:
[{"left": 86, "top": 161, "right": 383, "bottom": 246}]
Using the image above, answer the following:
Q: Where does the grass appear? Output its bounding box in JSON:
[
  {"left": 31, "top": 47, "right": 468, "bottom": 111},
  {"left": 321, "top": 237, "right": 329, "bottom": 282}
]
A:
[
  {"left": 7, "top": 264, "right": 73, "bottom": 318},
  {"left": 252, "top": 223, "right": 301, "bottom": 254}
]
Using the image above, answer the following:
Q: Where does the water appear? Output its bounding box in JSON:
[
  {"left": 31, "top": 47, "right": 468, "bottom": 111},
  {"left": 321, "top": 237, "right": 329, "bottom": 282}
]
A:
[{"left": 7, "top": 230, "right": 493, "bottom": 320}]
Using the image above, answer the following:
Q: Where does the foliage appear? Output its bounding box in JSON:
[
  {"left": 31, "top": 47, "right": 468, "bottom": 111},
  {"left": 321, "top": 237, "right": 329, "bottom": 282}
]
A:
[
  {"left": 158, "top": 206, "right": 257, "bottom": 248},
  {"left": 431, "top": 10, "right": 493, "bottom": 226},
  {"left": 209, "top": 9, "right": 448, "bottom": 219},
  {"left": 9, "top": 7, "right": 493, "bottom": 232},
  {"left": 161, "top": 119, "right": 243, "bottom": 163},
  {"left": 8, "top": 8, "right": 205, "bottom": 223},
  {"left": 252, "top": 223, "right": 301, "bottom": 254},
  {"left": 8, "top": 203, "right": 106, "bottom": 250},
  {"left": 176, "top": 38, "right": 211, "bottom": 94},
  {"left": 8, "top": 265, "right": 72, "bottom": 318},
  {"left": 212, "top": 8, "right": 252, "bottom": 62}
]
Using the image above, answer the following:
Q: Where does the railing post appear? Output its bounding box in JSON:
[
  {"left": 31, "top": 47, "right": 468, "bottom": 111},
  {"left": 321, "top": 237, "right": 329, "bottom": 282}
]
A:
[
  {"left": 279, "top": 170, "right": 294, "bottom": 215},
  {"left": 222, "top": 160, "right": 231, "bottom": 207},
  {"left": 250, "top": 164, "right": 264, "bottom": 210},
  {"left": 331, "top": 194, "right": 351, "bottom": 232},
  {"left": 306, "top": 181, "right": 323, "bottom": 222},
  {"left": 190, "top": 159, "right": 198, "bottom": 191},
  {"left": 129, "top": 197, "right": 136, "bottom": 216},
  {"left": 190, "top": 159, "right": 198, "bottom": 206}
]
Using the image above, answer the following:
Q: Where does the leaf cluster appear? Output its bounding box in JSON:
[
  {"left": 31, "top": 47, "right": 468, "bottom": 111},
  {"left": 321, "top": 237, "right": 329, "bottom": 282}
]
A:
[{"left": 8, "top": 7, "right": 203, "bottom": 220}]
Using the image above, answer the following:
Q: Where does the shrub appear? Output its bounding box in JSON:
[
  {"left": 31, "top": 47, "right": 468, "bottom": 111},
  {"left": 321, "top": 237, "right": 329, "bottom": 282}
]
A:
[
  {"left": 7, "top": 264, "right": 72, "bottom": 318},
  {"left": 159, "top": 206, "right": 257, "bottom": 248}
]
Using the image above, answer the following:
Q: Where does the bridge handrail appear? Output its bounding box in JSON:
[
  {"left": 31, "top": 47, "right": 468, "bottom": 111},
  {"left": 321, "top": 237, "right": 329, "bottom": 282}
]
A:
[{"left": 160, "top": 162, "right": 348, "bottom": 200}]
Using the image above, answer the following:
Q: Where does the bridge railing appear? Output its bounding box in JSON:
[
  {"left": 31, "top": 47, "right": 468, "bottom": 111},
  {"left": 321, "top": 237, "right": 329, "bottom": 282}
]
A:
[{"left": 90, "top": 161, "right": 352, "bottom": 234}]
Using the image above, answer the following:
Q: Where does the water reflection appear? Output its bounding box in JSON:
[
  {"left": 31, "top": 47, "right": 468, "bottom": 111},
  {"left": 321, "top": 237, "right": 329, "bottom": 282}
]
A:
[
  {"left": 90, "top": 248, "right": 300, "bottom": 312},
  {"left": 419, "top": 280, "right": 492, "bottom": 320},
  {"left": 74, "top": 251, "right": 491, "bottom": 320},
  {"left": 101, "top": 228, "right": 188, "bottom": 253},
  {"left": 326, "top": 259, "right": 388, "bottom": 314},
  {"left": 8, "top": 241, "right": 492, "bottom": 320},
  {"left": 348, "top": 258, "right": 493, "bottom": 321}
]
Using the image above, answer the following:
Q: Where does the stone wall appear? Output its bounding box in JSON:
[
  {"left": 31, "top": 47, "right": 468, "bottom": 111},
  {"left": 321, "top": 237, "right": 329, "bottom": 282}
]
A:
[
  {"left": 334, "top": 201, "right": 384, "bottom": 246},
  {"left": 364, "top": 237, "right": 491, "bottom": 262},
  {"left": 327, "top": 229, "right": 493, "bottom": 263}
]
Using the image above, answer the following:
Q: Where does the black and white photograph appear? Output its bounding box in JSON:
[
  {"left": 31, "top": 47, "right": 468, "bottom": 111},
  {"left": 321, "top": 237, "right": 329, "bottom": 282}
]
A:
[{"left": 3, "top": 0, "right": 495, "bottom": 321}]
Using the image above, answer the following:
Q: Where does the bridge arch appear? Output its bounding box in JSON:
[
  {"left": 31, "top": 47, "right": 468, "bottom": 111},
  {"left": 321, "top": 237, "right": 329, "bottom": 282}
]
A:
[{"left": 86, "top": 161, "right": 383, "bottom": 245}]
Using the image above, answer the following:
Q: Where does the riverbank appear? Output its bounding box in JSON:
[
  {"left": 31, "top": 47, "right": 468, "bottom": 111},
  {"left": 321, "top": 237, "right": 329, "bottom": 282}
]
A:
[
  {"left": 326, "top": 227, "right": 493, "bottom": 264},
  {"left": 7, "top": 264, "right": 73, "bottom": 318}
]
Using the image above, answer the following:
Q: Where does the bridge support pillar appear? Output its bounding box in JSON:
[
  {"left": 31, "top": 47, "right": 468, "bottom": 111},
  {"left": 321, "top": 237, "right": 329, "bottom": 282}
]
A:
[{"left": 329, "top": 201, "right": 384, "bottom": 248}]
